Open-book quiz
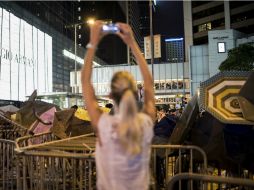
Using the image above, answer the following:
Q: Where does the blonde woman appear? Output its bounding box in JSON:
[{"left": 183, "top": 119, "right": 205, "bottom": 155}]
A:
[{"left": 81, "top": 21, "right": 156, "bottom": 190}]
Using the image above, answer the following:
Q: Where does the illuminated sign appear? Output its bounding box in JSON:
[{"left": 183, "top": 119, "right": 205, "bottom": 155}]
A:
[
  {"left": 0, "top": 8, "right": 52, "bottom": 101},
  {"left": 0, "top": 47, "right": 36, "bottom": 66},
  {"left": 218, "top": 42, "right": 226, "bottom": 53}
]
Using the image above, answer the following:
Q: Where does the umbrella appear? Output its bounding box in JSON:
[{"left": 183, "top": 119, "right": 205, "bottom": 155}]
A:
[
  {"left": 15, "top": 90, "right": 60, "bottom": 128},
  {"left": 50, "top": 108, "right": 94, "bottom": 139},
  {"left": 169, "top": 94, "right": 199, "bottom": 145},
  {"left": 199, "top": 71, "right": 253, "bottom": 125},
  {"left": 0, "top": 105, "right": 19, "bottom": 113},
  {"left": 238, "top": 71, "right": 254, "bottom": 122}
]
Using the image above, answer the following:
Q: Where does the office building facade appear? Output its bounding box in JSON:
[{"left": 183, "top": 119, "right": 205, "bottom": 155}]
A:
[
  {"left": 70, "top": 62, "right": 190, "bottom": 106},
  {"left": 190, "top": 29, "right": 254, "bottom": 96},
  {"left": 165, "top": 38, "right": 184, "bottom": 63},
  {"left": 183, "top": 1, "right": 254, "bottom": 95},
  {"left": 184, "top": 1, "right": 254, "bottom": 61}
]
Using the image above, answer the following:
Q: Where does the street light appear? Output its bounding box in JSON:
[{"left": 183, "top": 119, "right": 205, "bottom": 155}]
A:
[
  {"left": 86, "top": 18, "right": 95, "bottom": 25},
  {"left": 149, "top": 0, "right": 154, "bottom": 78},
  {"left": 65, "top": 18, "right": 95, "bottom": 94}
]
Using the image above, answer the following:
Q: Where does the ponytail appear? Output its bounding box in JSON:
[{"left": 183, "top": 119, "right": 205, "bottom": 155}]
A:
[{"left": 117, "top": 89, "right": 143, "bottom": 155}]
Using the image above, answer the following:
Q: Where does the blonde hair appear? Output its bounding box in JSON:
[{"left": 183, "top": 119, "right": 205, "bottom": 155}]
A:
[{"left": 111, "top": 71, "right": 143, "bottom": 155}]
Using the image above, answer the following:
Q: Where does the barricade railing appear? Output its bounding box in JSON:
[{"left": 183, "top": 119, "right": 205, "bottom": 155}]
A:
[
  {"left": 15, "top": 131, "right": 59, "bottom": 149},
  {"left": 150, "top": 144, "right": 208, "bottom": 190},
  {"left": 15, "top": 133, "right": 96, "bottom": 190},
  {"left": 0, "top": 139, "right": 16, "bottom": 190},
  {"left": 15, "top": 132, "right": 95, "bottom": 152},
  {"left": 167, "top": 173, "right": 254, "bottom": 190},
  {"left": 16, "top": 151, "right": 95, "bottom": 190},
  {"left": 0, "top": 114, "right": 28, "bottom": 190},
  {"left": 0, "top": 114, "right": 28, "bottom": 140}
]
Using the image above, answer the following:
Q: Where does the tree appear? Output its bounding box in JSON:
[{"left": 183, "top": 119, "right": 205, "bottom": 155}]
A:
[{"left": 219, "top": 43, "right": 254, "bottom": 71}]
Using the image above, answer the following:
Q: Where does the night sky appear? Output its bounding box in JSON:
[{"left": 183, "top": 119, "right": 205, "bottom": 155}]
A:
[
  {"left": 153, "top": 1, "right": 184, "bottom": 38},
  {"left": 152, "top": 1, "right": 184, "bottom": 62},
  {"left": 14, "top": 1, "right": 184, "bottom": 65},
  {"left": 79, "top": 1, "right": 184, "bottom": 64}
]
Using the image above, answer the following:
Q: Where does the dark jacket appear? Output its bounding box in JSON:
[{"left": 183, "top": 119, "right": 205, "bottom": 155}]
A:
[{"left": 154, "top": 116, "right": 176, "bottom": 138}]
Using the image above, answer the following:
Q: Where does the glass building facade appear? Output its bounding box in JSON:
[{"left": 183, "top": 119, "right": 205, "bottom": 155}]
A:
[
  {"left": 0, "top": 7, "right": 52, "bottom": 101},
  {"left": 0, "top": 3, "right": 106, "bottom": 101}
]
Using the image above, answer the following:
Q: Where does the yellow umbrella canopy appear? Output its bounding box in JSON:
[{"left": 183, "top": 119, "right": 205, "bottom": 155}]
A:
[
  {"left": 200, "top": 71, "right": 254, "bottom": 125},
  {"left": 50, "top": 107, "right": 110, "bottom": 139}
]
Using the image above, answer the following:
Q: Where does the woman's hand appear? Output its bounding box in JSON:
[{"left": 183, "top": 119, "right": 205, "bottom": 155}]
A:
[
  {"left": 116, "top": 23, "right": 136, "bottom": 47},
  {"left": 89, "top": 20, "right": 104, "bottom": 47}
]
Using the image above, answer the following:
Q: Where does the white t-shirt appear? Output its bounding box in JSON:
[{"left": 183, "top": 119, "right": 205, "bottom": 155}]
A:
[{"left": 96, "top": 112, "right": 154, "bottom": 190}]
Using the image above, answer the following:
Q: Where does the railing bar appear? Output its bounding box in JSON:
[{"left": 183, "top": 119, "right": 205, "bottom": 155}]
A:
[
  {"left": 179, "top": 149, "right": 181, "bottom": 190},
  {"left": 167, "top": 173, "right": 254, "bottom": 190},
  {"left": 89, "top": 160, "right": 92, "bottom": 190},
  {"left": 190, "top": 149, "right": 193, "bottom": 190},
  {"left": 165, "top": 148, "right": 169, "bottom": 184},
  {"left": 23, "top": 156, "right": 26, "bottom": 190},
  {"left": 3, "top": 142, "right": 5, "bottom": 190}
]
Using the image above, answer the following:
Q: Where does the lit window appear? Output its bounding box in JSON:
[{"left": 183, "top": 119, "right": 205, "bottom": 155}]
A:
[
  {"left": 198, "top": 22, "right": 212, "bottom": 32},
  {"left": 78, "top": 25, "right": 82, "bottom": 29},
  {"left": 78, "top": 34, "right": 81, "bottom": 39},
  {"left": 78, "top": 16, "right": 81, "bottom": 20},
  {"left": 78, "top": 7, "right": 81, "bottom": 11},
  {"left": 207, "top": 22, "right": 211, "bottom": 30}
]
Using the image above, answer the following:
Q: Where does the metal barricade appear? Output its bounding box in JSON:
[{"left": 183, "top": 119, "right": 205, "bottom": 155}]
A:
[
  {"left": 0, "top": 139, "right": 16, "bottom": 190},
  {"left": 0, "top": 114, "right": 28, "bottom": 190},
  {"left": 15, "top": 133, "right": 96, "bottom": 190},
  {"left": 167, "top": 173, "right": 254, "bottom": 190},
  {"left": 150, "top": 145, "right": 208, "bottom": 190},
  {"left": 15, "top": 131, "right": 60, "bottom": 148},
  {"left": 0, "top": 114, "right": 27, "bottom": 140}
]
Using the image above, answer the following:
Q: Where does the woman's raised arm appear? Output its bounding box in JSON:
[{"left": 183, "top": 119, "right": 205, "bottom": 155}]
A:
[
  {"left": 81, "top": 21, "right": 104, "bottom": 129},
  {"left": 116, "top": 23, "right": 156, "bottom": 121}
]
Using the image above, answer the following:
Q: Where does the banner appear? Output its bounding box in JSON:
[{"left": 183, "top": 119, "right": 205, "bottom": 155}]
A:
[{"left": 144, "top": 34, "right": 161, "bottom": 59}]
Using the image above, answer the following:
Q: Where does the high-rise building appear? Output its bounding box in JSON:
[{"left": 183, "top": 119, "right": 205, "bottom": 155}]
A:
[
  {"left": 165, "top": 38, "right": 184, "bottom": 63},
  {"left": 118, "top": 1, "right": 144, "bottom": 65},
  {"left": 183, "top": 1, "right": 254, "bottom": 96},
  {"left": 184, "top": 1, "right": 254, "bottom": 61},
  {"left": 76, "top": 1, "right": 127, "bottom": 65}
]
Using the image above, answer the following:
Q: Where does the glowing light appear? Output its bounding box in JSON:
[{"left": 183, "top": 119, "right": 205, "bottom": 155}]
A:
[
  {"left": 86, "top": 18, "right": 95, "bottom": 25},
  {"left": 63, "top": 49, "right": 100, "bottom": 66},
  {"left": 165, "top": 38, "right": 183, "bottom": 42}
]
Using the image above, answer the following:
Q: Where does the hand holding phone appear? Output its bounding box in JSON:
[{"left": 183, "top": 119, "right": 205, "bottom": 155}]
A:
[{"left": 102, "top": 24, "right": 119, "bottom": 33}]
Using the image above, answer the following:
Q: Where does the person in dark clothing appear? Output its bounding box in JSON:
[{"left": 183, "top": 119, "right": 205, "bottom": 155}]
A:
[
  {"left": 152, "top": 108, "right": 176, "bottom": 189},
  {"left": 105, "top": 103, "right": 113, "bottom": 109},
  {"left": 71, "top": 105, "right": 78, "bottom": 111},
  {"left": 154, "top": 114, "right": 176, "bottom": 139},
  {"left": 168, "top": 108, "right": 178, "bottom": 122},
  {"left": 105, "top": 103, "right": 114, "bottom": 115}
]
